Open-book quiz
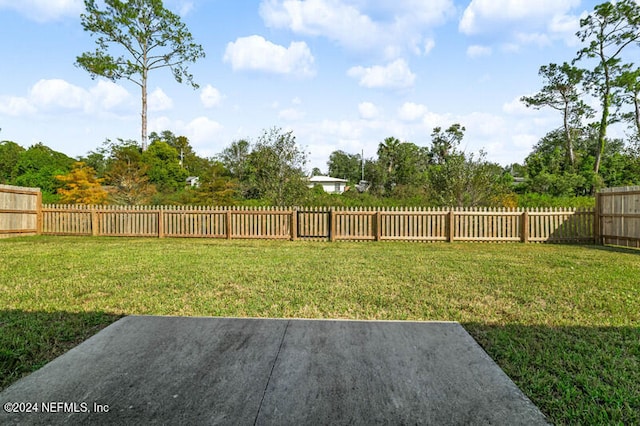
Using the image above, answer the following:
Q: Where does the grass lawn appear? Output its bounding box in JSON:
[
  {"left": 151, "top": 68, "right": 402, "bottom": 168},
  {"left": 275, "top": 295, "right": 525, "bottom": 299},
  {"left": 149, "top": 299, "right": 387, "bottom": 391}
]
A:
[{"left": 1, "top": 236, "right": 638, "bottom": 424}]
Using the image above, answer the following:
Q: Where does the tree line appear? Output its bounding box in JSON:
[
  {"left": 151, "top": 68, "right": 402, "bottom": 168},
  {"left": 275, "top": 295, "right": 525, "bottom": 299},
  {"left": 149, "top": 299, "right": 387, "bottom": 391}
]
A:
[{"left": 2, "top": 117, "right": 636, "bottom": 208}]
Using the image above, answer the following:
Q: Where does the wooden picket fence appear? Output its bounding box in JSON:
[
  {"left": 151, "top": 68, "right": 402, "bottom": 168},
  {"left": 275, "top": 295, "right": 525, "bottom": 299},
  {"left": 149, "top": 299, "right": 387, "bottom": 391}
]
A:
[{"left": 40, "top": 204, "right": 595, "bottom": 243}]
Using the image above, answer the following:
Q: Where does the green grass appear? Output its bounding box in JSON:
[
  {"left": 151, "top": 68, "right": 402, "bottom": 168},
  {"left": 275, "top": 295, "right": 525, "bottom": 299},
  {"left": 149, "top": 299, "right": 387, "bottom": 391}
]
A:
[{"left": 1, "top": 237, "right": 638, "bottom": 424}]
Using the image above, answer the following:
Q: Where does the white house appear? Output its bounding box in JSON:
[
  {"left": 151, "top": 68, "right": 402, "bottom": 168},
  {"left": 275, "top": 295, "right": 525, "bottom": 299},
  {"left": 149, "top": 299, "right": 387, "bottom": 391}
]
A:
[
  {"left": 186, "top": 176, "right": 200, "bottom": 188},
  {"left": 307, "top": 176, "right": 348, "bottom": 194}
]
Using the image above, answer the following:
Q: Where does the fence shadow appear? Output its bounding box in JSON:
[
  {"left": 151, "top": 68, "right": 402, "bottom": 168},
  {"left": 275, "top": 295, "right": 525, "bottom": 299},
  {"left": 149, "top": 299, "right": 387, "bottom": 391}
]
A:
[
  {"left": 582, "top": 244, "right": 640, "bottom": 255},
  {"left": 0, "top": 309, "right": 123, "bottom": 392},
  {"left": 544, "top": 209, "right": 594, "bottom": 244},
  {"left": 463, "top": 322, "right": 640, "bottom": 425}
]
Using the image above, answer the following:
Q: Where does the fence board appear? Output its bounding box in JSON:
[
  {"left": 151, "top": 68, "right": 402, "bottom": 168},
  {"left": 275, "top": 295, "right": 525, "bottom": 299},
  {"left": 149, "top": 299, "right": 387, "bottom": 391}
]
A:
[
  {"left": 598, "top": 186, "right": 640, "bottom": 248},
  {"left": 0, "top": 185, "right": 41, "bottom": 238}
]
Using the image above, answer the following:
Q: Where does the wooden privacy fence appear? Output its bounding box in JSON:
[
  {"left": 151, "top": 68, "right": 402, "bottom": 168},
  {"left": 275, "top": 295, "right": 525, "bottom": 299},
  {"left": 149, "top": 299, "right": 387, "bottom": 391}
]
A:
[
  {"left": 0, "top": 184, "right": 41, "bottom": 238},
  {"left": 596, "top": 186, "right": 640, "bottom": 248},
  {"left": 41, "top": 204, "right": 595, "bottom": 243}
]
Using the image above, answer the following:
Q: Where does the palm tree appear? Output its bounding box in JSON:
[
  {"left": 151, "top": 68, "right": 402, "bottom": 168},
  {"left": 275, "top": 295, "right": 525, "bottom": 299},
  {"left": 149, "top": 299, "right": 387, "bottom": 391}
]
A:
[{"left": 377, "top": 137, "right": 401, "bottom": 174}]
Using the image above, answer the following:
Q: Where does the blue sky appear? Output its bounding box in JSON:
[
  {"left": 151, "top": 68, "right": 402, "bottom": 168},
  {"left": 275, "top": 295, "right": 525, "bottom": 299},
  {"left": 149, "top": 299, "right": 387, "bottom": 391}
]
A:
[{"left": 0, "top": 0, "right": 608, "bottom": 172}]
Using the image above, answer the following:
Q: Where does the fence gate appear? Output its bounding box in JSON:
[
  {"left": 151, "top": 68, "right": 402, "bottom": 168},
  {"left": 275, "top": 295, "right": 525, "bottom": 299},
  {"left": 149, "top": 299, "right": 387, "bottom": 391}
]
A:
[{"left": 297, "top": 210, "right": 331, "bottom": 239}]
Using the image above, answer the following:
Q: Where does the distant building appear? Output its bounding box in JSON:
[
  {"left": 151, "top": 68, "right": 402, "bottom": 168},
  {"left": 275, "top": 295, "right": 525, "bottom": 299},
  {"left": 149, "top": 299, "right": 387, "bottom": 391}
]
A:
[
  {"left": 355, "top": 180, "right": 370, "bottom": 193},
  {"left": 307, "top": 176, "right": 348, "bottom": 194},
  {"left": 186, "top": 176, "right": 200, "bottom": 188}
]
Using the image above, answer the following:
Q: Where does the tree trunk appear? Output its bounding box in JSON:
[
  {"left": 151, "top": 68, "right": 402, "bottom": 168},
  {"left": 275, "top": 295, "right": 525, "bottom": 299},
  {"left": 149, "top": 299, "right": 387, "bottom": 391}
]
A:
[
  {"left": 634, "top": 95, "right": 640, "bottom": 138},
  {"left": 594, "top": 38, "right": 611, "bottom": 177},
  {"left": 141, "top": 67, "right": 148, "bottom": 151},
  {"left": 594, "top": 86, "right": 610, "bottom": 176},
  {"left": 563, "top": 102, "right": 575, "bottom": 167}
]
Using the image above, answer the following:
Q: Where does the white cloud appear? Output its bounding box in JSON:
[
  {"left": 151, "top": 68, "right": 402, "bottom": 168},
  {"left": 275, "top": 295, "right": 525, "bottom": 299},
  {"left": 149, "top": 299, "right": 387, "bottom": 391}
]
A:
[
  {"left": 548, "top": 12, "right": 585, "bottom": 46},
  {"left": 358, "top": 102, "right": 379, "bottom": 120},
  {"left": 185, "top": 117, "right": 223, "bottom": 146},
  {"left": 0, "top": 0, "right": 82, "bottom": 22},
  {"left": 259, "top": 0, "right": 454, "bottom": 59},
  {"left": 148, "top": 88, "right": 173, "bottom": 112},
  {"left": 89, "top": 80, "right": 132, "bottom": 111},
  {"left": 0, "top": 96, "right": 37, "bottom": 116},
  {"left": 467, "top": 45, "right": 492, "bottom": 58},
  {"left": 279, "top": 108, "right": 306, "bottom": 120},
  {"left": 260, "top": 0, "right": 379, "bottom": 50},
  {"left": 0, "top": 78, "right": 133, "bottom": 118},
  {"left": 512, "top": 133, "right": 538, "bottom": 149},
  {"left": 150, "top": 116, "right": 224, "bottom": 148},
  {"left": 502, "top": 96, "right": 535, "bottom": 115},
  {"left": 347, "top": 59, "right": 416, "bottom": 89},
  {"left": 223, "top": 35, "right": 315, "bottom": 77},
  {"left": 264, "top": 98, "right": 562, "bottom": 171},
  {"left": 423, "top": 38, "right": 436, "bottom": 55},
  {"left": 30, "top": 79, "right": 87, "bottom": 110},
  {"left": 465, "top": 112, "right": 507, "bottom": 137},
  {"left": 501, "top": 43, "right": 521, "bottom": 53},
  {"left": 459, "top": 0, "right": 580, "bottom": 35},
  {"left": 176, "top": 1, "right": 194, "bottom": 17},
  {"left": 548, "top": 13, "right": 580, "bottom": 35},
  {"left": 398, "top": 102, "right": 428, "bottom": 121},
  {"left": 200, "top": 85, "right": 223, "bottom": 108},
  {"left": 515, "top": 32, "right": 551, "bottom": 48},
  {"left": 421, "top": 111, "right": 454, "bottom": 130},
  {"left": 149, "top": 116, "right": 174, "bottom": 135}
]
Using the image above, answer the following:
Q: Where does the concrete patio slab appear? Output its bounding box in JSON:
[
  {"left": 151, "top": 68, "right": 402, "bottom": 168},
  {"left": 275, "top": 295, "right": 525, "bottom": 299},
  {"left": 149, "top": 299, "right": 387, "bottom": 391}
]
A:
[{"left": 0, "top": 316, "right": 549, "bottom": 425}]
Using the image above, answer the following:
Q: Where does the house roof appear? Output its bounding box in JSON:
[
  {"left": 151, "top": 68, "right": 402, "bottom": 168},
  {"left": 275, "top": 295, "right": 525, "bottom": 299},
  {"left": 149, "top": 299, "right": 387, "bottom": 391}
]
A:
[{"left": 309, "top": 176, "right": 348, "bottom": 183}]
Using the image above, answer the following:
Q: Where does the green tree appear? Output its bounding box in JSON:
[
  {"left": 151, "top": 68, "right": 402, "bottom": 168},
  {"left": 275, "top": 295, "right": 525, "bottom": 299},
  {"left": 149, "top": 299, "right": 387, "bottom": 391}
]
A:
[
  {"left": 245, "top": 128, "right": 308, "bottom": 205},
  {"left": 219, "top": 139, "right": 251, "bottom": 181},
  {"left": 195, "top": 161, "right": 238, "bottom": 205},
  {"left": 521, "top": 127, "right": 625, "bottom": 196},
  {"left": 428, "top": 124, "right": 465, "bottom": 165},
  {"left": 377, "top": 137, "right": 401, "bottom": 174},
  {"left": 76, "top": 0, "right": 205, "bottom": 150},
  {"left": 13, "top": 143, "right": 75, "bottom": 197},
  {"left": 425, "top": 125, "right": 511, "bottom": 206},
  {"left": 394, "top": 142, "right": 428, "bottom": 187},
  {"left": 574, "top": 0, "right": 640, "bottom": 174},
  {"left": 0, "top": 141, "right": 25, "bottom": 184},
  {"left": 78, "top": 150, "right": 108, "bottom": 178},
  {"left": 427, "top": 151, "right": 510, "bottom": 207},
  {"left": 149, "top": 130, "right": 210, "bottom": 177},
  {"left": 377, "top": 137, "right": 427, "bottom": 191},
  {"left": 522, "top": 63, "right": 592, "bottom": 167},
  {"left": 327, "top": 150, "right": 362, "bottom": 183},
  {"left": 141, "top": 140, "right": 188, "bottom": 193},
  {"left": 103, "top": 139, "right": 156, "bottom": 204},
  {"left": 614, "top": 66, "right": 640, "bottom": 138}
]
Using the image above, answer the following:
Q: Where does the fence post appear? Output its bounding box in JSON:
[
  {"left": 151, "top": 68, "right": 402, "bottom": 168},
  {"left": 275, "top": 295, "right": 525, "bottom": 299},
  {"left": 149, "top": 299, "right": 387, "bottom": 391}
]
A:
[
  {"left": 226, "top": 210, "right": 232, "bottom": 240},
  {"left": 521, "top": 210, "right": 529, "bottom": 243},
  {"left": 36, "top": 190, "right": 43, "bottom": 235},
  {"left": 375, "top": 210, "right": 381, "bottom": 241},
  {"left": 91, "top": 206, "right": 99, "bottom": 236},
  {"left": 448, "top": 209, "right": 455, "bottom": 242},
  {"left": 291, "top": 208, "right": 298, "bottom": 241},
  {"left": 329, "top": 207, "right": 336, "bottom": 242},
  {"left": 594, "top": 192, "right": 601, "bottom": 245},
  {"left": 158, "top": 208, "right": 164, "bottom": 238}
]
